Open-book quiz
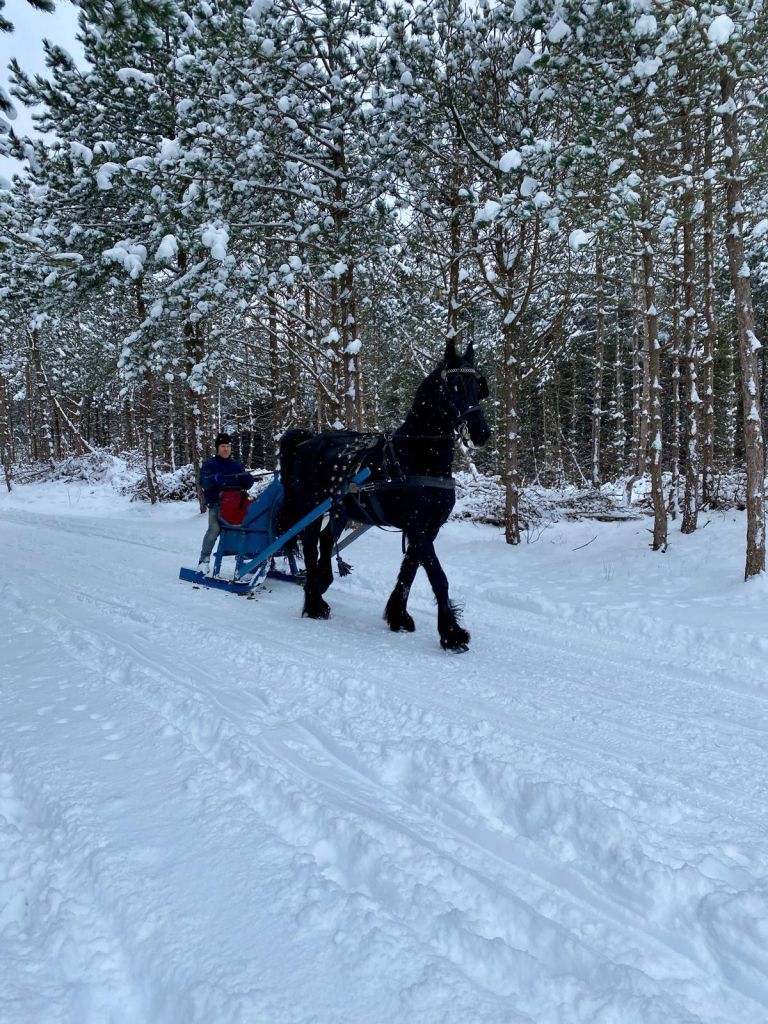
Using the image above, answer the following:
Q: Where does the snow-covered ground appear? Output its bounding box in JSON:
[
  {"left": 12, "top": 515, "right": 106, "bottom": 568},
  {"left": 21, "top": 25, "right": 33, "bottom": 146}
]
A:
[{"left": 2, "top": 479, "right": 767, "bottom": 1024}]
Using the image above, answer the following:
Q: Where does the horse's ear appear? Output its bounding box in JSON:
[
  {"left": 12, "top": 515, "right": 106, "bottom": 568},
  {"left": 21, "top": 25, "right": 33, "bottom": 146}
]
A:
[
  {"left": 464, "top": 339, "right": 475, "bottom": 364},
  {"left": 444, "top": 342, "right": 459, "bottom": 366}
]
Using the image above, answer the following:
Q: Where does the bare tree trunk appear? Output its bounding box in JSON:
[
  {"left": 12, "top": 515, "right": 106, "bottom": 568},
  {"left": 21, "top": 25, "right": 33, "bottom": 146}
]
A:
[
  {"left": 124, "top": 393, "right": 136, "bottom": 451},
  {"left": 630, "top": 261, "right": 643, "bottom": 475},
  {"left": 28, "top": 328, "right": 56, "bottom": 469},
  {"left": 166, "top": 379, "right": 176, "bottom": 471},
  {"left": 569, "top": 350, "right": 579, "bottom": 458},
  {"left": 341, "top": 264, "right": 361, "bottom": 430},
  {"left": 178, "top": 250, "right": 207, "bottom": 511},
  {"left": 185, "top": 320, "right": 206, "bottom": 513},
  {"left": 722, "top": 330, "right": 738, "bottom": 473},
  {"left": 553, "top": 364, "right": 566, "bottom": 487},
  {"left": 669, "top": 231, "right": 681, "bottom": 519},
  {"left": 670, "top": 353, "right": 681, "bottom": 520},
  {"left": 267, "top": 287, "right": 283, "bottom": 433},
  {"left": 503, "top": 322, "right": 521, "bottom": 546},
  {"left": 701, "top": 115, "right": 718, "bottom": 506},
  {"left": 640, "top": 206, "right": 667, "bottom": 551},
  {"left": 611, "top": 310, "right": 627, "bottom": 476},
  {"left": 0, "top": 370, "right": 13, "bottom": 490},
  {"left": 26, "top": 360, "right": 36, "bottom": 461},
  {"left": 680, "top": 166, "right": 700, "bottom": 535},
  {"left": 136, "top": 287, "right": 159, "bottom": 504},
  {"left": 327, "top": 276, "right": 343, "bottom": 428},
  {"left": 626, "top": 262, "right": 650, "bottom": 505},
  {"left": 720, "top": 68, "right": 766, "bottom": 578},
  {"left": 142, "top": 370, "right": 159, "bottom": 503},
  {"left": 350, "top": 289, "right": 364, "bottom": 427},
  {"left": 591, "top": 241, "right": 605, "bottom": 488}
]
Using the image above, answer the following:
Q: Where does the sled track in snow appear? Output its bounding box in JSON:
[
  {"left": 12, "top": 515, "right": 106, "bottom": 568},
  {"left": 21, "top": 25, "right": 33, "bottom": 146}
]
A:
[
  {"left": 3, "top": 503, "right": 768, "bottom": 1022},
  {"left": 3, "top": 608, "right": 740, "bottom": 1018},
  {"left": 0, "top": 505, "right": 186, "bottom": 556},
  {"left": 3, "top": 560, "right": 768, "bottom": 1021},
  {"left": 0, "top": 765, "right": 142, "bottom": 1024}
]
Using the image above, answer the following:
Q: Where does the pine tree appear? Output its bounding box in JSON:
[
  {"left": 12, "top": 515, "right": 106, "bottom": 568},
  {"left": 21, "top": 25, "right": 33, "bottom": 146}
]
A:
[{"left": 0, "top": 0, "right": 55, "bottom": 36}]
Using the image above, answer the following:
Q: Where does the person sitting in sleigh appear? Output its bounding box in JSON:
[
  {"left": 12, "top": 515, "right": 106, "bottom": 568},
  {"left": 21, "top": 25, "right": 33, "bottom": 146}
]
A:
[{"left": 197, "top": 433, "right": 254, "bottom": 574}]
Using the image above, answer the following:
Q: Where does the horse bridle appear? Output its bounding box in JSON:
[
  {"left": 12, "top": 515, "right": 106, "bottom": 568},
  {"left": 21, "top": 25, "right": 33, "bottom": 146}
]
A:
[{"left": 440, "top": 367, "right": 490, "bottom": 427}]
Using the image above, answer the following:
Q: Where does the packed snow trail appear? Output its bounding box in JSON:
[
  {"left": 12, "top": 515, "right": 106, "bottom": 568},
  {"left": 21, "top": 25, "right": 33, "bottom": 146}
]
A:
[{"left": 2, "top": 483, "right": 768, "bottom": 1023}]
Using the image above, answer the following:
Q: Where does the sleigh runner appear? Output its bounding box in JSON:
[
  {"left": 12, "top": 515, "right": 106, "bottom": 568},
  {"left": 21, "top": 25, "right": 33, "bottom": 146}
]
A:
[{"left": 179, "top": 468, "right": 371, "bottom": 594}]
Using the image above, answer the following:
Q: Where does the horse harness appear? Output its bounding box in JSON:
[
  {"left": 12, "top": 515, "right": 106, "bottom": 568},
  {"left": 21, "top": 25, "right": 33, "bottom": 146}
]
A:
[
  {"left": 315, "top": 432, "right": 455, "bottom": 534},
  {"left": 300, "top": 364, "right": 485, "bottom": 533}
]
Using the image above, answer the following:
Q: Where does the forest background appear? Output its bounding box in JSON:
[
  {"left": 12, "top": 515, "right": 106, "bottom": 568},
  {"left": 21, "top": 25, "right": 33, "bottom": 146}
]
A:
[{"left": 1, "top": 0, "right": 766, "bottom": 577}]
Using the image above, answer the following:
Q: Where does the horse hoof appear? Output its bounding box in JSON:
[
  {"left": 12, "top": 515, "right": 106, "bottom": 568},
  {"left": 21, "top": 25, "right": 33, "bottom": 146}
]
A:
[
  {"left": 440, "top": 627, "right": 470, "bottom": 652},
  {"left": 387, "top": 612, "right": 415, "bottom": 633},
  {"left": 441, "top": 639, "right": 469, "bottom": 653},
  {"left": 303, "top": 599, "right": 331, "bottom": 619}
]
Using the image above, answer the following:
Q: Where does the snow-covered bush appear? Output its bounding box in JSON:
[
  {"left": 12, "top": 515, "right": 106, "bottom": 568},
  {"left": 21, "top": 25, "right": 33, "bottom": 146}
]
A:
[
  {"left": 131, "top": 464, "right": 197, "bottom": 502},
  {"left": 452, "top": 473, "right": 641, "bottom": 529}
]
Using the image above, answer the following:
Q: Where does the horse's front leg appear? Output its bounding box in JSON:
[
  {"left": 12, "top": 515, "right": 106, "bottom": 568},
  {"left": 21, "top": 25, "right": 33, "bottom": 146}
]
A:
[
  {"left": 316, "top": 522, "right": 335, "bottom": 595},
  {"left": 410, "top": 532, "right": 470, "bottom": 651},
  {"left": 301, "top": 520, "right": 331, "bottom": 619},
  {"left": 384, "top": 545, "right": 419, "bottom": 632}
]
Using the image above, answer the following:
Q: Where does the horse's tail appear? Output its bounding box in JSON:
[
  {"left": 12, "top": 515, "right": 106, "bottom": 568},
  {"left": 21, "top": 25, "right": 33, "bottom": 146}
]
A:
[{"left": 277, "top": 428, "right": 314, "bottom": 536}]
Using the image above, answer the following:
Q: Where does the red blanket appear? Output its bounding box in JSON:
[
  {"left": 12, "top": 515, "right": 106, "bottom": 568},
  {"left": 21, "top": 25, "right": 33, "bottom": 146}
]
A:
[{"left": 218, "top": 489, "right": 251, "bottom": 525}]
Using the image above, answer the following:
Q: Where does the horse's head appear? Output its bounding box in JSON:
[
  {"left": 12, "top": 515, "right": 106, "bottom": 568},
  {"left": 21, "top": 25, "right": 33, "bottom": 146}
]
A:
[{"left": 439, "top": 341, "right": 491, "bottom": 448}]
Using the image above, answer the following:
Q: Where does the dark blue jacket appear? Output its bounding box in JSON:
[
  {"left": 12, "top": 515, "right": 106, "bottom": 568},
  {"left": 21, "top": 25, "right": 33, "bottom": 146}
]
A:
[{"left": 199, "top": 454, "right": 252, "bottom": 507}]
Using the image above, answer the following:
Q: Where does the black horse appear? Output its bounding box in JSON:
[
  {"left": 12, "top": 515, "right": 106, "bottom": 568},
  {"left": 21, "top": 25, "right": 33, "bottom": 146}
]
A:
[{"left": 278, "top": 341, "right": 491, "bottom": 651}]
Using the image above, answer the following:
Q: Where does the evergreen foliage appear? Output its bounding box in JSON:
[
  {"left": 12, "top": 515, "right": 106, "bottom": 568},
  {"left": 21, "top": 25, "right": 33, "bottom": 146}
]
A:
[{"left": 0, "top": 0, "right": 765, "bottom": 573}]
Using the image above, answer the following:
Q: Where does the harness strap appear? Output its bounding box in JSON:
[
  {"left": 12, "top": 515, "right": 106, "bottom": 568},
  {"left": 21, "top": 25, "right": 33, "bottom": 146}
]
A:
[
  {"left": 383, "top": 434, "right": 405, "bottom": 480},
  {"left": 340, "top": 475, "right": 455, "bottom": 531},
  {"left": 361, "top": 476, "right": 456, "bottom": 492}
]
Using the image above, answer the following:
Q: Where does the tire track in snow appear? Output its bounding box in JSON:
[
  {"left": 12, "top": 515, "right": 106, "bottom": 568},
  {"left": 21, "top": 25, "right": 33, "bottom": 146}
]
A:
[
  {"left": 0, "top": 765, "right": 143, "bottom": 1024},
  {"left": 6, "top": 573, "right": 767, "bottom": 1024},
  {"left": 0, "top": 583, "right": 281, "bottom": 1024},
  {"left": 5, "top": 515, "right": 766, "bottom": 851},
  {"left": 0, "top": 505, "right": 186, "bottom": 556},
  {"left": 5, "top": 507, "right": 768, "bottom": 1021},
  {"left": 13, "top": 536, "right": 767, "bottom": 834},
  {"left": 201, "top": 598, "right": 768, "bottom": 835},
  {"left": 16, "top": 607, "right": 711, "bottom": 1024},
  {"left": 8, "top": 603, "right": 550, "bottom": 1019}
]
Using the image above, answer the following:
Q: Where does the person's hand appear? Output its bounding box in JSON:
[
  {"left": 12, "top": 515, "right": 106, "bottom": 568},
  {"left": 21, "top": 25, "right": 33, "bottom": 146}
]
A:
[{"left": 237, "top": 472, "right": 254, "bottom": 489}]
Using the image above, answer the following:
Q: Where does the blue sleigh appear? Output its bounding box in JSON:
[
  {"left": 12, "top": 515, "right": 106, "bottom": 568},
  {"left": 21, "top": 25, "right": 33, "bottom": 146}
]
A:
[{"left": 179, "top": 469, "right": 371, "bottom": 594}]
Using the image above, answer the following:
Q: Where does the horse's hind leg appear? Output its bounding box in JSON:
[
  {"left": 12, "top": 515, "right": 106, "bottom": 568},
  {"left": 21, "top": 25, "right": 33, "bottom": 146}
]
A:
[
  {"left": 410, "top": 532, "right": 470, "bottom": 651},
  {"left": 301, "top": 520, "right": 331, "bottom": 619},
  {"left": 384, "top": 545, "right": 419, "bottom": 632}
]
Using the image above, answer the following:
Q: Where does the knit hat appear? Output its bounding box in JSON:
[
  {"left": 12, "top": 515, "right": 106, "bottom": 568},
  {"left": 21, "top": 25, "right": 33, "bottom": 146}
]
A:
[{"left": 214, "top": 432, "right": 232, "bottom": 448}]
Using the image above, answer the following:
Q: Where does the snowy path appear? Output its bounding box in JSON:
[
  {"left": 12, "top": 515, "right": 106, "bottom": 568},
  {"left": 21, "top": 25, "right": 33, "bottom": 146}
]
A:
[{"left": 2, "top": 485, "right": 768, "bottom": 1023}]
